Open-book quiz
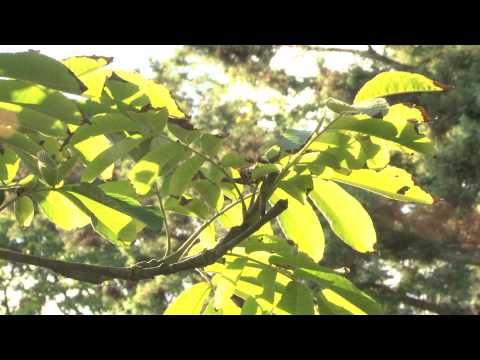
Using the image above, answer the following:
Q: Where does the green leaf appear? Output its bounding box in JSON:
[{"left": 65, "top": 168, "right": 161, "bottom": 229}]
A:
[
  {"left": 70, "top": 113, "right": 144, "bottom": 146},
  {"left": 0, "top": 51, "right": 87, "bottom": 94},
  {"left": 128, "top": 140, "right": 185, "bottom": 195},
  {"left": 168, "top": 155, "right": 205, "bottom": 197},
  {"left": 0, "top": 79, "right": 83, "bottom": 125},
  {"left": 126, "top": 108, "right": 168, "bottom": 134},
  {"left": 354, "top": 71, "right": 448, "bottom": 104},
  {"left": 164, "top": 196, "right": 210, "bottom": 220},
  {"left": 322, "top": 165, "right": 434, "bottom": 205},
  {"left": 222, "top": 152, "right": 250, "bottom": 168},
  {"left": 0, "top": 102, "right": 66, "bottom": 138},
  {"left": 214, "top": 257, "right": 248, "bottom": 309},
  {"left": 1, "top": 131, "right": 42, "bottom": 155},
  {"left": 278, "top": 174, "right": 313, "bottom": 204},
  {"left": 164, "top": 282, "right": 211, "bottom": 315},
  {"left": 62, "top": 55, "right": 112, "bottom": 77},
  {"left": 330, "top": 114, "right": 433, "bottom": 154},
  {"left": 65, "top": 183, "right": 163, "bottom": 232},
  {"left": 99, "top": 180, "right": 139, "bottom": 199},
  {"left": 241, "top": 297, "right": 261, "bottom": 315},
  {"left": 309, "top": 179, "right": 376, "bottom": 253},
  {"left": 0, "top": 148, "right": 20, "bottom": 183},
  {"left": 14, "top": 195, "right": 34, "bottom": 227},
  {"left": 271, "top": 188, "right": 324, "bottom": 262},
  {"left": 276, "top": 281, "right": 315, "bottom": 315},
  {"left": 251, "top": 164, "right": 282, "bottom": 180},
  {"left": 73, "top": 134, "right": 114, "bottom": 181},
  {"left": 113, "top": 71, "right": 186, "bottom": 119},
  {"left": 359, "top": 136, "right": 390, "bottom": 170},
  {"left": 276, "top": 129, "right": 311, "bottom": 153},
  {"left": 295, "top": 267, "right": 383, "bottom": 315},
  {"left": 62, "top": 56, "right": 112, "bottom": 98},
  {"left": 32, "top": 190, "right": 91, "bottom": 231},
  {"left": 192, "top": 179, "right": 224, "bottom": 211},
  {"left": 81, "top": 134, "right": 147, "bottom": 183}
]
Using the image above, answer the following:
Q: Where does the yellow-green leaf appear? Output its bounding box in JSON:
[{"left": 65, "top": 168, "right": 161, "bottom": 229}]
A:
[
  {"left": 128, "top": 140, "right": 185, "bottom": 195},
  {"left": 73, "top": 134, "right": 114, "bottom": 181},
  {"left": 310, "top": 179, "right": 376, "bottom": 253},
  {"left": 0, "top": 79, "right": 83, "bottom": 125},
  {"left": 70, "top": 113, "right": 143, "bottom": 146},
  {"left": 14, "top": 196, "right": 34, "bottom": 227},
  {"left": 164, "top": 282, "right": 211, "bottom": 315},
  {"left": 354, "top": 71, "right": 448, "bottom": 104},
  {"left": 81, "top": 134, "right": 146, "bottom": 183},
  {"left": 271, "top": 188, "right": 324, "bottom": 262},
  {"left": 32, "top": 191, "right": 91, "bottom": 231},
  {"left": 323, "top": 166, "right": 434, "bottom": 205},
  {"left": 0, "top": 148, "right": 20, "bottom": 183}
]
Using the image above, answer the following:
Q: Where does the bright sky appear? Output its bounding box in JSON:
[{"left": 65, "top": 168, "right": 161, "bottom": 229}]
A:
[{"left": 0, "top": 45, "right": 371, "bottom": 78}]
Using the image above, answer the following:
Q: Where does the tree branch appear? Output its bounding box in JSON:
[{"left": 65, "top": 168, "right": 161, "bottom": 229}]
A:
[
  {"left": 305, "top": 45, "right": 420, "bottom": 73},
  {"left": 0, "top": 199, "right": 288, "bottom": 285}
]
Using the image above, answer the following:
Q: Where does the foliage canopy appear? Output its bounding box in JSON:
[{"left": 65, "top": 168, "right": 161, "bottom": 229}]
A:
[{"left": 0, "top": 51, "right": 447, "bottom": 315}]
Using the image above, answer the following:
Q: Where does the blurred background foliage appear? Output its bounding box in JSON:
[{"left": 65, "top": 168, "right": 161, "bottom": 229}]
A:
[{"left": 1, "top": 45, "right": 480, "bottom": 314}]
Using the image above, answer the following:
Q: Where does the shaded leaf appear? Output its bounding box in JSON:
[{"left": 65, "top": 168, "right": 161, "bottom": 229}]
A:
[
  {"left": 14, "top": 195, "right": 34, "bottom": 227},
  {"left": 0, "top": 51, "right": 87, "bottom": 94}
]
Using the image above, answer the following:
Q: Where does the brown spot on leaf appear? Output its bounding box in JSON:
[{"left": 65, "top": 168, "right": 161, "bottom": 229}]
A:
[{"left": 397, "top": 186, "right": 410, "bottom": 195}]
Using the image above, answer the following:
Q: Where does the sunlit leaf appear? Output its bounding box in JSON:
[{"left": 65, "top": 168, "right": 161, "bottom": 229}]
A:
[
  {"left": 81, "top": 134, "right": 147, "bottom": 183},
  {"left": 295, "top": 267, "right": 383, "bottom": 315},
  {"left": 271, "top": 189, "right": 324, "bottom": 262},
  {"left": 310, "top": 179, "right": 376, "bottom": 253},
  {"left": 114, "top": 71, "right": 186, "bottom": 119},
  {"left": 322, "top": 165, "right": 434, "bottom": 205},
  {"left": 128, "top": 140, "right": 185, "bottom": 195},
  {"left": 0, "top": 102, "right": 66, "bottom": 138},
  {"left": 330, "top": 114, "right": 433, "bottom": 154},
  {"left": 0, "top": 148, "right": 20, "bottom": 182},
  {"left": 73, "top": 134, "right": 114, "bottom": 181},
  {"left": 0, "top": 79, "right": 83, "bottom": 124},
  {"left": 62, "top": 56, "right": 114, "bottom": 99},
  {"left": 354, "top": 71, "right": 448, "bottom": 104},
  {"left": 164, "top": 282, "right": 211, "bottom": 315},
  {"left": 32, "top": 191, "right": 91, "bottom": 231}
]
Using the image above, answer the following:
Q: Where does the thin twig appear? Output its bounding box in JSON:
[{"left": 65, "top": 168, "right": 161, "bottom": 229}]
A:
[{"left": 154, "top": 183, "right": 171, "bottom": 258}]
